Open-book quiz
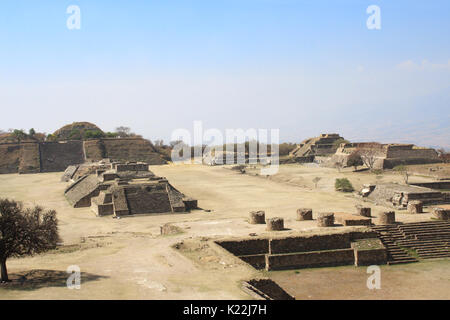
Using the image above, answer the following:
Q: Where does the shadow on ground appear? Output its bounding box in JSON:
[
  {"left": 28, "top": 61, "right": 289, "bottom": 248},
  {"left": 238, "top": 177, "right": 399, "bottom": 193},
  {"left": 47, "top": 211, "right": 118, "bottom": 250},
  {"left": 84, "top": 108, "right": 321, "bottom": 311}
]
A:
[{"left": 0, "top": 269, "right": 107, "bottom": 291}]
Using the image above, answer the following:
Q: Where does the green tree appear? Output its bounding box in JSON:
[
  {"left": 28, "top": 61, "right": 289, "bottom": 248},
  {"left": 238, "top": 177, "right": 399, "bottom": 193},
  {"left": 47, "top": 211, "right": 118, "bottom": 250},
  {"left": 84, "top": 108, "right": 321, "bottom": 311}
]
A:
[
  {"left": 333, "top": 138, "right": 350, "bottom": 149},
  {"left": 68, "top": 129, "right": 82, "bottom": 140},
  {"left": 0, "top": 199, "right": 59, "bottom": 282},
  {"left": 347, "top": 151, "right": 364, "bottom": 171},
  {"left": 83, "top": 130, "right": 104, "bottom": 139},
  {"left": 335, "top": 178, "right": 354, "bottom": 192},
  {"left": 28, "top": 128, "right": 36, "bottom": 137},
  {"left": 12, "top": 129, "right": 27, "bottom": 143}
]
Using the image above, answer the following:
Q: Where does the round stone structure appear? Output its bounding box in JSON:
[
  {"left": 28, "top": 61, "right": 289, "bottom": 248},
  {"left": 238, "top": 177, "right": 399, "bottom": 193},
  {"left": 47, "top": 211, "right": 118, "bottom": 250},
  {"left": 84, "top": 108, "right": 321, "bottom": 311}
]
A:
[
  {"left": 379, "top": 211, "right": 396, "bottom": 224},
  {"left": 356, "top": 207, "right": 371, "bottom": 217},
  {"left": 296, "top": 208, "right": 313, "bottom": 221},
  {"left": 432, "top": 208, "right": 449, "bottom": 220},
  {"left": 317, "top": 213, "right": 334, "bottom": 227},
  {"left": 266, "top": 217, "right": 284, "bottom": 231},
  {"left": 407, "top": 201, "right": 423, "bottom": 214},
  {"left": 249, "top": 211, "right": 266, "bottom": 224}
]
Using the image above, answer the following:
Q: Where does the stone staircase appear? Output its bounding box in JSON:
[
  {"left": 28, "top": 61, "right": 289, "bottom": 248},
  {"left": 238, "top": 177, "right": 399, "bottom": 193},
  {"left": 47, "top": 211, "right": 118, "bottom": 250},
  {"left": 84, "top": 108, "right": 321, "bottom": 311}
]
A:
[
  {"left": 371, "top": 221, "right": 450, "bottom": 265},
  {"left": 371, "top": 225, "right": 418, "bottom": 265}
]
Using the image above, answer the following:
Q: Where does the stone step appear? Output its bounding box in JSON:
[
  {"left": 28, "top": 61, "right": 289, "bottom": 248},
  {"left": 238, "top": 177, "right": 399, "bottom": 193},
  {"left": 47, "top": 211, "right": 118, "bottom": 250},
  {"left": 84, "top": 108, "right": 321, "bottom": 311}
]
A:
[
  {"left": 417, "top": 248, "right": 450, "bottom": 253},
  {"left": 406, "top": 230, "right": 450, "bottom": 235},
  {"left": 418, "top": 252, "right": 450, "bottom": 259},
  {"left": 400, "top": 224, "right": 450, "bottom": 230},
  {"left": 387, "top": 259, "right": 418, "bottom": 265},
  {"left": 417, "top": 236, "right": 450, "bottom": 241},
  {"left": 396, "top": 239, "right": 448, "bottom": 244},
  {"left": 400, "top": 221, "right": 450, "bottom": 227},
  {"left": 401, "top": 227, "right": 450, "bottom": 233},
  {"left": 388, "top": 252, "right": 413, "bottom": 257},
  {"left": 389, "top": 253, "right": 413, "bottom": 258}
]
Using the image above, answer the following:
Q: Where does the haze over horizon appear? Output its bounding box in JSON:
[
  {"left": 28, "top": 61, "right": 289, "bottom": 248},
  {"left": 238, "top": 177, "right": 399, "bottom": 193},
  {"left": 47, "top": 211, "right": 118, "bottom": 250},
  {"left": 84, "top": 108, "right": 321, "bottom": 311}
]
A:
[{"left": 1, "top": 1, "right": 449, "bottom": 149}]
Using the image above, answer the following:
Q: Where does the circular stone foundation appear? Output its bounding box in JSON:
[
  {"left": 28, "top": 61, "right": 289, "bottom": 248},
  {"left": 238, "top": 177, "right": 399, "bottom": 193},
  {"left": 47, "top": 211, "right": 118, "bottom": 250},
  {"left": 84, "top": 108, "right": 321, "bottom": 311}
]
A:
[
  {"left": 249, "top": 211, "right": 266, "bottom": 224},
  {"left": 266, "top": 217, "right": 284, "bottom": 231},
  {"left": 356, "top": 207, "right": 371, "bottom": 217},
  {"left": 379, "top": 211, "right": 396, "bottom": 224},
  {"left": 407, "top": 201, "right": 423, "bottom": 214},
  {"left": 296, "top": 208, "right": 313, "bottom": 221},
  {"left": 432, "top": 208, "right": 449, "bottom": 220},
  {"left": 317, "top": 213, "right": 334, "bottom": 227}
]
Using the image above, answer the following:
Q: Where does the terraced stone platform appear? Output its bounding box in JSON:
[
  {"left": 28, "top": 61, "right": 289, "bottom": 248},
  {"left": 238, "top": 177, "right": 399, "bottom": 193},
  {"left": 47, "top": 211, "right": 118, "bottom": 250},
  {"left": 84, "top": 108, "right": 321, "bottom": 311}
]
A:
[{"left": 371, "top": 221, "right": 450, "bottom": 265}]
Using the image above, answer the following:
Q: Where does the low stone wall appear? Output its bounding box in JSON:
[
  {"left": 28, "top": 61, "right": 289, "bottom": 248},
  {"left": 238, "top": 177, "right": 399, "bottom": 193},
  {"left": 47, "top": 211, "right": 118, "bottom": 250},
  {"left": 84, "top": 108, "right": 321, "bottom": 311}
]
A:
[
  {"left": 216, "top": 238, "right": 269, "bottom": 256},
  {"left": 335, "top": 212, "right": 372, "bottom": 226},
  {"left": 351, "top": 239, "right": 387, "bottom": 266},
  {"left": 382, "top": 158, "right": 441, "bottom": 169},
  {"left": 93, "top": 203, "right": 114, "bottom": 216},
  {"left": 239, "top": 254, "right": 267, "bottom": 270},
  {"left": 266, "top": 248, "right": 355, "bottom": 271},
  {"left": 268, "top": 233, "right": 351, "bottom": 254},
  {"left": 410, "top": 181, "right": 450, "bottom": 190},
  {"left": 354, "top": 248, "right": 387, "bottom": 266},
  {"left": 243, "top": 279, "right": 295, "bottom": 300},
  {"left": 217, "top": 230, "right": 383, "bottom": 271}
]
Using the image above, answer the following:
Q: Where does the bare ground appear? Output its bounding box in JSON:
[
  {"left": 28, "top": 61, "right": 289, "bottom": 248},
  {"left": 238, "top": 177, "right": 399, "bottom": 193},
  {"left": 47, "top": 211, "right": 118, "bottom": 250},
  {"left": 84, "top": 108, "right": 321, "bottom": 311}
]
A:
[{"left": 0, "top": 164, "right": 447, "bottom": 299}]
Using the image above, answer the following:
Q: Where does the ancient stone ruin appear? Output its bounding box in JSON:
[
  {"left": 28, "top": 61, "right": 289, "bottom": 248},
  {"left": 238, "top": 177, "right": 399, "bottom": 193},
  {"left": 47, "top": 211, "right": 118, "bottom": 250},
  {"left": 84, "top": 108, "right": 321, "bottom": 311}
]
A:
[
  {"left": 356, "top": 206, "right": 371, "bottom": 217},
  {"left": 296, "top": 208, "right": 313, "bottom": 221},
  {"left": 432, "top": 207, "right": 449, "bottom": 220},
  {"left": 289, "top": 133, "right": 344, "bottom": 163},
  {"left": 363, "top": 183, "right": 449, "bottom": 209},
  {"left": 371, "top": 221, "right": 450, "bottom": 264},
  {"left": 216, "top": 229, "right": 387, "bottom": 271},
  {"left": 249, "top": 211, "right": 266, "bottom": 224},
  {"left": 407, "top": 200, "right": 423, "bottom": 214},
  {"left": 379, "top": 211, "right": 396, "bottom": 224},
  {"left": 241, "top": 279, "right": 295, "bottom": 300},
  {"left": 0, "top": 122, "right": 166, "bottom": 174},
  {"left": 317, "top": 213, "right": 334, "bottom": 227},
  {"left": 331, "top": 142, "right": 441, "bottom": 169},
  {"left": 266, "top": 217, "right": 284, "bottom": 231},
  {"left": 64, "top": 161, "right": 197, "bottom": 216}
]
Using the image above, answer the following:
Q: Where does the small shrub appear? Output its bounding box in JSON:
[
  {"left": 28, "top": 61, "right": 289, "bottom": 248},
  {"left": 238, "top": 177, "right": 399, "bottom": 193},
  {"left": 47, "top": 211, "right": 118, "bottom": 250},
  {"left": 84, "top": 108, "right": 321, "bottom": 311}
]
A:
[
  {"left": 312, "top": 177, "right": 321, "bottom": 188},
  {"left": 335, "top": 178, "right": 354, "bottom": 192},
  {"left": 347, "top": 151, "right": 364, "bottom": 171}
]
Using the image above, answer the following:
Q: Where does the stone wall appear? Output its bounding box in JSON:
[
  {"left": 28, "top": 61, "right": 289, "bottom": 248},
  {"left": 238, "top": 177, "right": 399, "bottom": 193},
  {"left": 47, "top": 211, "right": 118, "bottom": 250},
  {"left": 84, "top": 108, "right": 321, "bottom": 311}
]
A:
[
  {"left": 243, "top": 279, "right": 295, "bottom": 300},
  {"left": 266, "top": 248, "right": 355, "bottom": 271},
  {"left": 385, "top": 146, "right": 439, "bottom": 159},
  {"left": 0, "top": 137, "right": 166, "bottom": 174},
  {"left": 124, "top": 185, "right": 173, "bottom": 214},
  {"left": 351, "top": 239, "right": 387, "bottom": 266},
  {"left": 102, "top": 138, "right": 165, "bottom": 165},
  {"left": 409, "top": 181, "right": 450, "bottom": 190},
  {"left": 0, "top": 144, "right": 22, "bottom": 174},
  {"left": 39, "top": 141, "right": 85, "bottom": 172},
  {"left": 83, "top": 140, "right": 107, "bottom": 160},
  {"left": 215, "top": 238, "right": 269, "bottom": 256},
  {"left": 216, "top": 230, "right": 382, "bottom": 271},
  {"left": 381, "top": 146, "right": 441, "bottom": 169},
  {"left": 268, "top": 234, "right": 351, "bottom": 254},
  {"left": 19, "top": 143, "right": 40, "bottom": 174}
]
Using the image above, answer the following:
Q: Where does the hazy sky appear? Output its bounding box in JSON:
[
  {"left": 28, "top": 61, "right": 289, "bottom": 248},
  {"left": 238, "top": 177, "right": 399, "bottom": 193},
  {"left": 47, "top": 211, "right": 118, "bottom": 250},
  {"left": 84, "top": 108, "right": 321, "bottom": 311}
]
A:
[{"left": 1, "top": 1, "right": 449, "bottom": 148}]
